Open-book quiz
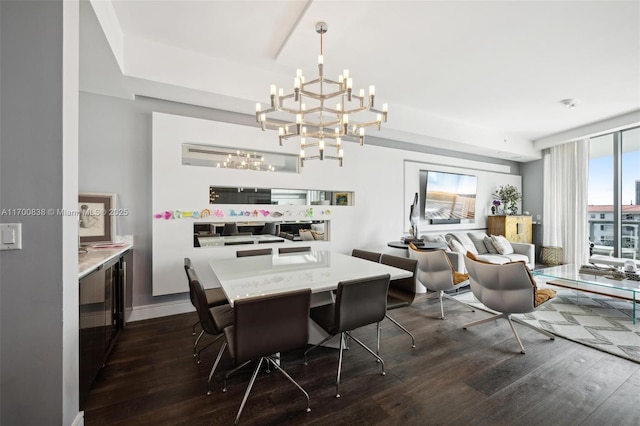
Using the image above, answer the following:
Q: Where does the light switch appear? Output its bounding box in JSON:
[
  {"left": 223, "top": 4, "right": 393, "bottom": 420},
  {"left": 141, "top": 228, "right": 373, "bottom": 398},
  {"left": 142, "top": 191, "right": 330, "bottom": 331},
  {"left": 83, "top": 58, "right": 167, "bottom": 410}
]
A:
[
  {"left": 0, "top": 223, "right": 22, "bottom": 250},
  {"left": 2, "top": 229, "right": 15, "bottom": 244}
]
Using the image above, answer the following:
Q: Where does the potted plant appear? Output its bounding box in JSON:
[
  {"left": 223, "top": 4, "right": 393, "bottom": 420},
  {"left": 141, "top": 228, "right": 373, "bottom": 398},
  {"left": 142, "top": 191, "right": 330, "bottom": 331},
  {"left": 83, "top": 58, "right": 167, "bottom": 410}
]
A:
[{"left": 494, "top": 184, "right": 521, "bottom": 215}]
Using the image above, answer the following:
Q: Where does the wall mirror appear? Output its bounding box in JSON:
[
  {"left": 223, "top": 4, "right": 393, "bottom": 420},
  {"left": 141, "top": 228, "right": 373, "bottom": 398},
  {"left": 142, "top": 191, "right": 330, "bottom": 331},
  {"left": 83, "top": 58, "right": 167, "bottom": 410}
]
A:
[
  {"left": 182, "top": 143, "right": 299, "bottom": 173},
  {"left": 193, "top": 220, "right": 330, "bottom": 247},
  {"left": 209, "top": 186, "right": 354, "bottom": 206}
]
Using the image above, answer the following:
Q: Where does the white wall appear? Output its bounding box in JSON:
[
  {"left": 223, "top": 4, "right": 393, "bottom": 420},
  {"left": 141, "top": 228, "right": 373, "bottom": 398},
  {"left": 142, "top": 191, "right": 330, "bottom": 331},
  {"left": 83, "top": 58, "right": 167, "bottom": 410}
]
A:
[{"left": 152, "top": 113, "right": 522, "bottom": 296}]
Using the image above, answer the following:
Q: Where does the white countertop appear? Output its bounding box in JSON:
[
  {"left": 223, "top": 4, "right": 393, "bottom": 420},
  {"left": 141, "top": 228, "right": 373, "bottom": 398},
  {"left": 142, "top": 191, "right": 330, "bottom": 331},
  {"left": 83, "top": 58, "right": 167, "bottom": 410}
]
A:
[
  {"left": 209, "top": 250, "right": 412, "bottom": 306},
  {"left": 79, "top": 241, "right": 133, "bottom": 279},
  {"left": 198, "top": 234, "right": 286, "bottom": 247}
]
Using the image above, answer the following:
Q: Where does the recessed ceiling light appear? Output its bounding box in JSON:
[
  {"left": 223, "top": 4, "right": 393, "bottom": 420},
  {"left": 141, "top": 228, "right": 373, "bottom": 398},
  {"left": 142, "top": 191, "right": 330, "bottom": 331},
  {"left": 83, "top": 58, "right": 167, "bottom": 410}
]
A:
[{"left": 560, "top": 98, "right": 577, "bottom": 109}]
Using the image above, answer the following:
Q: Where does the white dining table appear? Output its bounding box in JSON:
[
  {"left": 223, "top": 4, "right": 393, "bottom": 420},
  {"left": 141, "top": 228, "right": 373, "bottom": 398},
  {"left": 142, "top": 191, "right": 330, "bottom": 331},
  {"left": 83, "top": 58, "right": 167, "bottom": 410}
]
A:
[
  {"left": 209, "top": 250, "right": 413, "bottom": 346},
  {"left": 209, "top": 249, "right": 412, "bottom": 306}
]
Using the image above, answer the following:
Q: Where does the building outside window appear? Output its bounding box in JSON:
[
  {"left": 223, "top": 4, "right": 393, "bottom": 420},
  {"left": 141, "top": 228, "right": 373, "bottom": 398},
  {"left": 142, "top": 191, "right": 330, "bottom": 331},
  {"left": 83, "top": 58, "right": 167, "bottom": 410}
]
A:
[{"left": 587, "top": 127, "right": 640, "bottom": 260}]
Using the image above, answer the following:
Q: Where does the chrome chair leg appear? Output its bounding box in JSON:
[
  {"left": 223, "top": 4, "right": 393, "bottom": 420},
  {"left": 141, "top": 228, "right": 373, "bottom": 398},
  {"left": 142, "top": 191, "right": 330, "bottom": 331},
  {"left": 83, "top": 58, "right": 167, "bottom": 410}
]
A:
[
  {"left": 384, "top": 314, "right": 416, "bottom": 348},
  {"left": 193, "top": 330, "right": 205, "bottom": 359},
  {"left": 505, "top": 315, "right": 526, "bottom": 354},
  {"left": 336, "top": 332, "right": 345, "bottom": 398},
  {"left": 511, "top": 316, "right": 555, "bottom": 340},
  {"left": 207, "top": 341, "right": 227, "bottom": 395},
  {"left": 234, "top": 358, "right": 263, "bottom": 425},
  {"left": 464, "top": 312, "right": 554, "bottom": 354},
  {"left": 197, "top": 334, "right": 222, "bottom": 363},
  {"left": 266, "top": 356, "right": 311, "bottom": 413},
  {"left": 347, "top": 331, "right": 385, "bottom": 376},
  {"left": 463, "top": 312, "right": 506, "bottom": 329},
  {"left": 439, "top": 291, "right": 445, "bottom": 319},
  {"left": 232, "top": 357, "right": 311, "bottom": 425},
  {"left": 303, "top": 334, "right": 334, "bottom": 365},
  {"left": 442, "top": 292, "right": 475, "bottom": 313},
  {"left": 192, "top": 319, "right": 200, "bottom": 336},
  {"left": 223, "top": 360, "right": 252, "bottom": 392}
]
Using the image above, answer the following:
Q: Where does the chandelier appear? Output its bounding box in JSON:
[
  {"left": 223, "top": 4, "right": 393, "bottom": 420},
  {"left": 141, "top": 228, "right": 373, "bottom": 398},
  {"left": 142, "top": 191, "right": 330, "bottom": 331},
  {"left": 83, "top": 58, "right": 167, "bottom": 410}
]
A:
[
  {"left": 256, "top": 22, "right": 387, "bottom": 167},
  {"left": 216, "top": 150, "right": 275, "bottom": 172}
]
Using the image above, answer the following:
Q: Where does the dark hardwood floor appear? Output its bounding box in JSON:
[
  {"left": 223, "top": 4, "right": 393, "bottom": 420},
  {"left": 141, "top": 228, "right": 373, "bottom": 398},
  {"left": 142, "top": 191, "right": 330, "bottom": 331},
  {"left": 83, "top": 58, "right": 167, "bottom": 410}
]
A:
[{"left": 84, "top": 294, "right": 640, "bottom": 425}]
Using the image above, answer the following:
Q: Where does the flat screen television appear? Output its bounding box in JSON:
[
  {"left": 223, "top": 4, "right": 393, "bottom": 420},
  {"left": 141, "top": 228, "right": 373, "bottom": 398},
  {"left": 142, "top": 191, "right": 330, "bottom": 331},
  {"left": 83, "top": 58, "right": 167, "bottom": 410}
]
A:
[{"left": 420, "top": 170, "right": 477, "bottom": 223}]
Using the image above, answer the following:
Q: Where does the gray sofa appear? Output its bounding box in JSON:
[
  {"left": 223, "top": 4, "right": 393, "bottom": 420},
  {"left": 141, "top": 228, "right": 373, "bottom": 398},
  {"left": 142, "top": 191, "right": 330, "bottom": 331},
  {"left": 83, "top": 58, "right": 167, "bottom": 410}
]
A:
[{"left": 422, "top": 231, "right": 535, "bottom": 272}]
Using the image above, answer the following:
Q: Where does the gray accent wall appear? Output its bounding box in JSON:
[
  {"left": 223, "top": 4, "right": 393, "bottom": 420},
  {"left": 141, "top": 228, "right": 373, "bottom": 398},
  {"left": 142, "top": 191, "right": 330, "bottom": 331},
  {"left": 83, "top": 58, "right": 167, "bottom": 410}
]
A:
[
  {"left": 522, "top": 159, "right": 544, "bottom": 221},
  {"left": 0, "top": 1, "right": 68, "bottom": 423}
]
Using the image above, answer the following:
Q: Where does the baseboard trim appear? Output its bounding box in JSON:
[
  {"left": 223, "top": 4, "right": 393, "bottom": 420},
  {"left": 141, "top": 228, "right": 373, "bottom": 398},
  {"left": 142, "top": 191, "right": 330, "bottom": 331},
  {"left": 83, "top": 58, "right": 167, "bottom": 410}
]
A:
[
  {"left": 71, "top": 411, "right": 84, "bottom": 426},
  {"left": 126, "top": 300, "right": 194, "bottom": 323}
]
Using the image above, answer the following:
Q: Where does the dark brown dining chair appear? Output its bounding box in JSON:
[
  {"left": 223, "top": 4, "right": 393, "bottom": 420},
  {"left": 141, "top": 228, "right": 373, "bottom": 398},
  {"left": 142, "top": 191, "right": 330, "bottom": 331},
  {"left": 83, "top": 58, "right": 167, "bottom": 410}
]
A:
[
  {"left": 379, "top": 254, "right": 418, "bottom": 349},
  {"left": 219, "top": 289, "right": 312, "bottom": 425},
  {"left": 351, "top": 248, "right": 382, "bottom": 262},
  {"left": 278, "top": 246, "right": 312, "bottom": 254},
  {"left": 259, "top": 222, "right": 277, "bottom": 235},
  {"left": 222, "top": 223, "right": 239, "bottom": 236},
  {"left": 187, "top": 266, "right": 234, "bottom": 369},
  {"left": 184, "top": 258, "right": 229, "bottom": 356},
  {"left": 236, "top": 248, "right": 273, "bottom": 257},
  {"left": 304, "top": 274, "right": 390, "bottom": 398},
  {"left": 231, "top": 232, "right": 253, "bottom": 236}
]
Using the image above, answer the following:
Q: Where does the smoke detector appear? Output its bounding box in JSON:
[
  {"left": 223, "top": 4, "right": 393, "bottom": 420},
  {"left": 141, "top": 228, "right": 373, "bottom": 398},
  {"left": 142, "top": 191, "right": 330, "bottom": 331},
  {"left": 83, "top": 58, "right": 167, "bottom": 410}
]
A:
[{"left": 560, "top": 98, "right": 577, "bottom": 109}]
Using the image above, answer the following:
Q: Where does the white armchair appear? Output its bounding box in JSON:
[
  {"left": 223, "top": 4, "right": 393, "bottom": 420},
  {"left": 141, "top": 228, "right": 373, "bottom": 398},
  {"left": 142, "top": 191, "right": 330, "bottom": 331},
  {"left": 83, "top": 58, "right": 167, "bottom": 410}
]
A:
[{"left": 462, "top": 255, "right": 556, "bottom": 354}]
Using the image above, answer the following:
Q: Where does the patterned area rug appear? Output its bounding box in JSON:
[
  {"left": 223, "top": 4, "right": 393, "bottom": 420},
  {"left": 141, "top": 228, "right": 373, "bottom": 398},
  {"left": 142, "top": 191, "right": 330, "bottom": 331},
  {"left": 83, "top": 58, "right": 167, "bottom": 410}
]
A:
[{"left": 454, "top": 284, "right": 640, "bottom": 363}]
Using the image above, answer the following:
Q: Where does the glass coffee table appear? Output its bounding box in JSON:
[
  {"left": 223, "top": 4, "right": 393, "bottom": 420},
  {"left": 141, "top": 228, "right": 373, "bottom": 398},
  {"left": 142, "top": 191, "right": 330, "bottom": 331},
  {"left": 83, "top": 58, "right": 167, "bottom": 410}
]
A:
[{"left": 533, "top": 264, "right": 640, "bottom": 324}]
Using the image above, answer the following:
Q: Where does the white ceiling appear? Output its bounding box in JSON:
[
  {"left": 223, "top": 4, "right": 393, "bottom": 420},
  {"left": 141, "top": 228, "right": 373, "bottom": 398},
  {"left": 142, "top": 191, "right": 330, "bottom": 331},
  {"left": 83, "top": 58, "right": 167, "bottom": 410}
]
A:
[{"left": 82, "top": 0, "right": 640, "bottom": 162}]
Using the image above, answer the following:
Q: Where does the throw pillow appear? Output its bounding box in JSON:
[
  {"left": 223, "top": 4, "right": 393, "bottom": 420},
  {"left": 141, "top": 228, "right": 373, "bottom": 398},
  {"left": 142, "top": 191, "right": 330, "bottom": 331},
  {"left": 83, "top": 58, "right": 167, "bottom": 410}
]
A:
[
  {"left": 449, "top": 239, "right": 467, "bottom": 255},
  {"left": 490, "top": 235, "right": 514, "bottom": 255},
  {"left": 299, "top": 229, "right": 315, "bottom": 241},
  {"left": 483, "top": 236, "right": 499, "bottom": 254},
  {"left": 468, "top": 233, "right": 489, "bottom": 255},
  {"left": 446, "top": 233, "right": 478, "bottom": 255}
]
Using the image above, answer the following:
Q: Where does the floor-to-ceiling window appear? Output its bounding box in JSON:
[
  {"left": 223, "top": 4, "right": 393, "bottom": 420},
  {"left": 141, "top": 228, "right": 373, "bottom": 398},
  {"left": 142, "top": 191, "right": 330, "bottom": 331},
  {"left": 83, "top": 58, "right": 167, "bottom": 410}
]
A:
[
  {"left": 587, "top": 126, "right": 640, "bottom": 260},
  {"left": 621, "top": 127, "right": 640, "bottom": 259}
]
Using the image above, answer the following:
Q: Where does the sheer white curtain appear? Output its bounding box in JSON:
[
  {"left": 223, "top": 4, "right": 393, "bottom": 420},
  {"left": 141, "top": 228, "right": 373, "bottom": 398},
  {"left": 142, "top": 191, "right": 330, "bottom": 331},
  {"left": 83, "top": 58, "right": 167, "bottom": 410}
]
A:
[{"left": 543, "top": 140, "right": 590, "bottom": 266}]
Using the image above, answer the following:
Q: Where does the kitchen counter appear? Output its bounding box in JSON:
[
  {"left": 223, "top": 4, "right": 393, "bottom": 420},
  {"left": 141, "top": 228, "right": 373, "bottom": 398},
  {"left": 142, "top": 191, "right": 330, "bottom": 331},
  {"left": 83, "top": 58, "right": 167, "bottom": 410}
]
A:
[{"left": 79, "top": 240, "right": 133, "bottom": 279}]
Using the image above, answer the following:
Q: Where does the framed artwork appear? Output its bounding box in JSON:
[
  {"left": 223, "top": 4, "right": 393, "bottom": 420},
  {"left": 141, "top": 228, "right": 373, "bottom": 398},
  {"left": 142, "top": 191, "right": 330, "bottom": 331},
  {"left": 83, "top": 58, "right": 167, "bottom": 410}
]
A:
[
  {"left": 78, "top": 193, "right": 116, "bottom": 244},
  {"left": 334, "top": 193, "right": 349, "bottom": 206}
]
